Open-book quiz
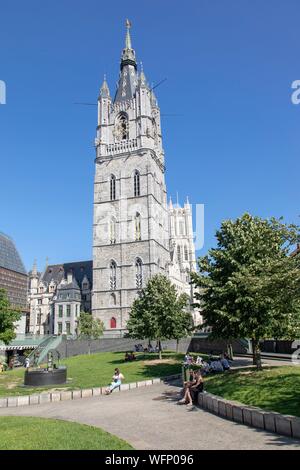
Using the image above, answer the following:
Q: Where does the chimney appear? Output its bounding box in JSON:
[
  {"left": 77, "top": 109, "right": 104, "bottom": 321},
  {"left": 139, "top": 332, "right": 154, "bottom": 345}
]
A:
[{"left": 67, "top": 271, "right": 73, "bottom": 284}]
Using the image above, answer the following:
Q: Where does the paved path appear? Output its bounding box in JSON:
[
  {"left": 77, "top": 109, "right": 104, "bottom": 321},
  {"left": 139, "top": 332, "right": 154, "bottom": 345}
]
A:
[{"left": 0, "top": 383, "right": 299, "bottom": 450}]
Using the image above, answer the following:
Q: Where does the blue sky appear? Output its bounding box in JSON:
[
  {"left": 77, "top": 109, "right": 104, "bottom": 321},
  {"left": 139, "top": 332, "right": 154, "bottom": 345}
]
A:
[{"left": 0, "top": 0, "right": 299, "bottom": 272}]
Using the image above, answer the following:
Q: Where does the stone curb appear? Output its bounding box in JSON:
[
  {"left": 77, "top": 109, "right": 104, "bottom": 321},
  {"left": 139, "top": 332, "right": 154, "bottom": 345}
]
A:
[
  {"left": 197, "top": 392, "right": 300, "bottom": 441},
  {"left": 0, "top": 374, "right": 181, "bottom": 410}
]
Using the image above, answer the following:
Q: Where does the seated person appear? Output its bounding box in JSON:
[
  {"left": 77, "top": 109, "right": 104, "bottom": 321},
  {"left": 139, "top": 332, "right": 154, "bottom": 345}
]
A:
[
  {"left": 179, "top": 370, "right": 204, "bottom": 406},
  {"left": 129, "top": 352, "right": 136, "bottom": 361},
  {"left": 105, "top": 368, "right": 125, "bottom": 395},
  {"left": 196, "top": 355, "right": 203, "bottom": 365},
  {"left": 201, "top": 361, "right": 210, "bottom": 375},
  {"left": 124, "top": 352, "right": 130, "bottom": 362}
]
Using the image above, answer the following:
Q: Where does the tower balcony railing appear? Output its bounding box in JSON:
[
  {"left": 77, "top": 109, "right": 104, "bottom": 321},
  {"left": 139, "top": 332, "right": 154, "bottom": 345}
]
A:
[{"left": 107, "top": 138, "right": 138, "bottom": 155}]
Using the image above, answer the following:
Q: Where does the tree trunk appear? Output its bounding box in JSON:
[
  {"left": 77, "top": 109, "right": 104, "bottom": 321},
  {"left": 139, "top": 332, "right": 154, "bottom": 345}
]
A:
[
  {"left": 252, "top": 338, "right": 262, "bottom": 370},
  {"left": 158, "top": 339, "right": 162, "bottom": 360},
  {"left": 88, "top": 339, "right": 91, "bottom": 355},
  {"left": 176, "top": 339, "right": 179, "bottom": 353},
  {"left": 226, "top": 342, "right": 233, "bottom": 360}
]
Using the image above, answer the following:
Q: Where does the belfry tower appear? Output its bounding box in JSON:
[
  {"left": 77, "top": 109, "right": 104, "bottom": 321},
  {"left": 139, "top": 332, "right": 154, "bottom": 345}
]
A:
[{"left": 92, "top": 21, "right": 170, "bottom": 332}]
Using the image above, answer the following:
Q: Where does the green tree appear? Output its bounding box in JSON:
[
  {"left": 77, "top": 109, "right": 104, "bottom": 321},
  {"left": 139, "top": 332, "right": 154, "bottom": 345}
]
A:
[
  {"left": 127, "top": 275, "right": 193, "bottom": 359},
  {"left": 0, "top": 288, "right": 21, "bottom": 344},
  {"left": 172, "top": 293, "right": 194, "bottom": 352},
  {"left": 192, "top": 213, "right": 300, "bottom": 369},
  {"left": 78, "top": 312, "right": 104, "bottom": 355}
]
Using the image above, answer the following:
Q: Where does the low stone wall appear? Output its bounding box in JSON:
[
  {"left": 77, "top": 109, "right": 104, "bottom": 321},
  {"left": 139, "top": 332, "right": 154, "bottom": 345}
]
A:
[
  {"left": 188, "top": 338, "right": 248, "bottom": 355},
  {"left": 0, "top": 374, "right": 181, "bottom": 409},
  {"left": 198, "top": 392, "right": 300, "bottom": 440},
  {"left": 56, "top": 337, "right": 191, "bottom": 358}
]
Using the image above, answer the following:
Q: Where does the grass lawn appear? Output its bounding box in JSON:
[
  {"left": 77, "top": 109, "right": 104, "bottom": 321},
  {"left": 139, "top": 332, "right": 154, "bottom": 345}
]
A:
[
  {"left": 0, "top": 416, "right": 132, "bottom": 450},
  {"left": 205, "top": 366, "right": 300, "bottom": 417},
  {"left": 0, "top": 351, "right": 184, "bottom": 397}
]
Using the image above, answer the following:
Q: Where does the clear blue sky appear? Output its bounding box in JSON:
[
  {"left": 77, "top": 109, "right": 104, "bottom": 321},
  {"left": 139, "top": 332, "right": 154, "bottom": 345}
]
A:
[{"left": 0, "top": 0, "right": 299, "bottom": 272}]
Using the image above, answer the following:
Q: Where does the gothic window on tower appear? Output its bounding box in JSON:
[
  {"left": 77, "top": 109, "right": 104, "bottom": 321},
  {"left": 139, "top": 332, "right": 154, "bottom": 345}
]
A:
[
  {"left": 110, "top": 317, "right": 117, "bottom": 329},
  {"left": 114, "top": 112, "right": 129, "bottom": 141},
  {"left": 135, "top": 258, "right": 143, "bottom": 289},
  {"left": 134, "top": 170, "right": 140, "bottom": 197},
  {"left": 177, "top": 245, "right": 182, "bottom": 263},
  {"left": 135, "top": 212, "right": 141, "bottom": 241},
  {"left": 110, "top": 174, "right": 116, "bottom": 201},
  {"left": 110, "top": 260, "right": 117, "bottom": 290},
  {"left": 110, "top": 218, "right": 116, "bottom": 244},
  {"left": 184, "top": 245, "right": 189, "bottom": 261}
]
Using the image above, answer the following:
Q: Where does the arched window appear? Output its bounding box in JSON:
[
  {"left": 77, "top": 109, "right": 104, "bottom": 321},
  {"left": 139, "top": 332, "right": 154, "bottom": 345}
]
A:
[
  {"left": 134, "top": 170, "right": 140, "bottom": 197},
  {"left": 177, "top": 245, "right": 181, "bottom": 263},
  {"left": 184, "top": 245, "right": 189, "bottom": 261},
  {"left": 110, "top": 218, "right": 116, "bottom": 244},
  {"left": 115, "top": 112, "right": 129, "bottom": 141},
  {"left": 110, "top": 260, "right": 117, "bottom": 290},
  {"left": 135, "top": 258, "right": 143, "bottom": 289},
  {"left": 110, "top": 317, "right": 117, "bottom": 329},
  {"left": 135, "top": 212, "right": 141, "bottom": 241},
  {"left": 110, "top": 175, "right": 116, "bottom": 201}
]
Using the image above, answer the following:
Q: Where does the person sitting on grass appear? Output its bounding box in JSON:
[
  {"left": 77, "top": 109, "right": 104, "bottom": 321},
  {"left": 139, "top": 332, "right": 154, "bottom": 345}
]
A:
[
  {"left": 124, "top": 352, "right": 130, "bottom": 362},
  {"left": 178, "top": 370, "right": 203, "bottom": 406},
  {"left": 105, "top": 368, "right": 125, "bottom": 395}
]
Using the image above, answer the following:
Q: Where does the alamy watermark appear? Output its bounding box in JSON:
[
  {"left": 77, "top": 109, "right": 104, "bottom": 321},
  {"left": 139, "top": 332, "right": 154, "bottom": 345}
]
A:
[
  {"left": 0, "top": 80, "right": 6, "bottom": 104},
  {"left": 291, "top": 80, "right": 300, "bottom": 105}
]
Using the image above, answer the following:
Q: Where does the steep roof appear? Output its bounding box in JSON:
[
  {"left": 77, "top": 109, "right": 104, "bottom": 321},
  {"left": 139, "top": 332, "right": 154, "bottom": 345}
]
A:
[
  {"left": 0, "top": 232, "right": 27, "bottom": 275},
  {"left": 41, "top": 260, "right": 92, "bottom": 287}
]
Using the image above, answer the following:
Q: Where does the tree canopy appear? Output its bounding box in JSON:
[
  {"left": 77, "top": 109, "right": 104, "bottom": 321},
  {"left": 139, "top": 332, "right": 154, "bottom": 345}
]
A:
[
  {"left": 78, "top": 312, "right": 104, "bottom": 354},
  {"left": 127, "top": 274, "right": 193, "bottom": 358},
  {"left": 0, "top": 288, "right": 21, "bottom": 344},
  {"left": 191, "top": 213, "right": 300, "bottom": 367}
]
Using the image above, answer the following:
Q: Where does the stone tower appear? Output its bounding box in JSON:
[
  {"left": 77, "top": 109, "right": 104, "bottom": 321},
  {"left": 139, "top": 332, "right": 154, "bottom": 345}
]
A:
[{"left": 92, "top": 21, "right": 170, "bottom": 332}]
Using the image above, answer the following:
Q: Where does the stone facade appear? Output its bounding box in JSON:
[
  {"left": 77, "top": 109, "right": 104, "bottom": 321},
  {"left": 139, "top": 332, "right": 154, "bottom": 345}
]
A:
[
  {"left": 92, "top": 22, "right": 200, "bottom": 332},
  {"left": 28, "top": 261, "right": 92, "bottom": 335}
]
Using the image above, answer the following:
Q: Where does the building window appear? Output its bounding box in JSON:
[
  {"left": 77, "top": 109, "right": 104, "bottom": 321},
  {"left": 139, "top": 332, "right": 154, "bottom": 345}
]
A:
[
  {"left": 59, "top": 305, "right": 63, "bottom": 317},
  {"left": 177, "top": 245, "right": 181, "bottom": 263},
  {"left": 76, "top": 304, "right": 79, "bottom": 316},
  {"left": 39, "top": 286, "right": 44, "bottom": 293},
  {"left": 135, "top": 212, "right": 141, "bottom": 241},
  {"left": 134, "top": 170, "right": 140, "bottom": 197},
  {"left": 110, "top": 261, "right": 117, "bottom": 290},
  {"left": 110, "top": 293, "right": 116, "bottom": 306},
  {"left": 110, "top": 218, "right": 116, "bottom": 244},
  {"left": 58, "top": 322, "right": 62, "bottom": 334},
  {"left": 65, "top": 322, "right": 71, "bottom": 335},
  {"left": 66, "top": 304, "right": 71, "bottom": 317},
  {"left": 110, "top": 175, "right": 116, "bottom": 201},
  {"left": 184, "top": 246, "right": 189, "bottom": 261},
  {"left": 135, "top": 258, "right": 143, "bottom": 289},
  {"left": 180, "top": 220, "right": 185, "bottom": 235},
  {"left": 38, "top": 299, "right": 42, "bottom": 305},
  {"left": 115, "top": 112, "right": 129, "bottom": 140},
  {"left": 110, "top": 317, "right": 117, "bottom": 329}
]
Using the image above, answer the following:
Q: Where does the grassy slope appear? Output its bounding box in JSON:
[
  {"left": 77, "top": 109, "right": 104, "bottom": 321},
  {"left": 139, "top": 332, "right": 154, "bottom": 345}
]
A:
[
  {"left": 0, "top": 351, "right": 184, "bottom": 396},
  {"left": 205, "top": 366, "right": 300, "bottom": 417},
  {"left": 0, "top": 416, "right": 132, "bottom": 450}
]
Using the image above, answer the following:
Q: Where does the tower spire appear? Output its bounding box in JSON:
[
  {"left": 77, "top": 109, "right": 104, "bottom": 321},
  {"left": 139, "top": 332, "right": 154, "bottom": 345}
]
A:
[
  {"left": 100, "top": 74, "right": 110, "bottom": 98},
  {"left": 115, "top": 20, "right": 138, "bottom": 102},
  {"left": 120, "top": 19, "right": 136, "bottom": 71},
  {"left": 125, "top": 19, "right": 132, "bottom": 49}
]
